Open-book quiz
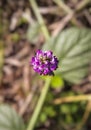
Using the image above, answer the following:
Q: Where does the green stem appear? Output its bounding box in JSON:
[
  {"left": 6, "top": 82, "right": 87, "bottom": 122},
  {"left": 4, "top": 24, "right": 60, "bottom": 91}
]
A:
[
  {"left": 29, "top": 0, "right": 50, "bottom": 41},
  {"left": 26, "top": 77, "right": 52, "bottom": 130},
  {"left": 27, "top": 1, "right": 51, "bottom": 130}
]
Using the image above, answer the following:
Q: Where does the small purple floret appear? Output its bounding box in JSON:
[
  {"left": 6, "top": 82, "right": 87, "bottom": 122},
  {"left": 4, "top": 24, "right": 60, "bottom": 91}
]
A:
[{"left": 30, "top": 50, "right": 59, "bottom": 75}]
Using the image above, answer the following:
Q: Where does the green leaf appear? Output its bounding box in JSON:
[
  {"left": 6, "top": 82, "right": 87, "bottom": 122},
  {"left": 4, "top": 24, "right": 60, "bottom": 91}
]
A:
[
  {"left": 39, "top": 113, "right": 47, "bottom": 123},
  {"left": 44, "top": 106, "right": 56, "bottom": 117},
  {"left": 60, "top": 104, "right": 70, "bottom": 114},
  {"left": 0, "top": 104, "right": 25, "bottom": 130},
  {"left": 42, "top": 28, "right": 91, "bottom": 84},
  {"left": 51, "top": 76, "right": 64, "bottom": 88},
  {"left": 60, "top": 104, "right": 78, "bottom": 114}
]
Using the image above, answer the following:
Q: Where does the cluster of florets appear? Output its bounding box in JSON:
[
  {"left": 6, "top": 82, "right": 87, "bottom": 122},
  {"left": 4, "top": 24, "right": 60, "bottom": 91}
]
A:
[{"left": 31, "top": 50, "right": 58, "bottom": 75}]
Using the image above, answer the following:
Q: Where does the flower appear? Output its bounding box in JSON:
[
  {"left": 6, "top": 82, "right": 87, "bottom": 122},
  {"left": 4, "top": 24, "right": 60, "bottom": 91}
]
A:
[{"left": 30, "top": 50, "right": 58, "bottom": 75}]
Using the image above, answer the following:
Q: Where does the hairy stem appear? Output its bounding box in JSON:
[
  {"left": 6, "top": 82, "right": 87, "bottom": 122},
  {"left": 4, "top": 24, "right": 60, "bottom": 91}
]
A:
[{"left": 26, "top": 77, "right": 51, "bottom": 130}]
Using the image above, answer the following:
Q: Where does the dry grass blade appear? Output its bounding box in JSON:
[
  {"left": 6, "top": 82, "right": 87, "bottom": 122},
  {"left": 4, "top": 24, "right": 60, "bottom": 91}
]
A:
[
  {"left": 54, "top": 94, "right": 91, "bottom": 104},
  {"left": 84, "top": 10, "right": 91, "bottom": 25},
  {"left": 0, "top": 42, "right": 4, "bottom": 85},
  {"left": 53, "top": 0, "right": 81, "bottom": 26},
  {"left": 53, "top": 0, "right": 72, "bottom": 13},
  {"left": 29, "top": 0, "right": 50, "bottom": 41},
  {"left": 52, "top": 13, "right": 74, "bottom": 36},
  {"left": 39, "top": 6, "right": 65, "bottom": 16},
  {"left": 76, "top": 0, "right": 91, "bottom": 12},
  {"left": 19, "top": 85, "right": 37, "bottom": 116}
]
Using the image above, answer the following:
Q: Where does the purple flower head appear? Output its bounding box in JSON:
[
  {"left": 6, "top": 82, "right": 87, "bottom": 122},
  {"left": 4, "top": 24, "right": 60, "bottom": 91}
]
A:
[{"left": 30, "top": 50, "right": 59, "bottom": 75}]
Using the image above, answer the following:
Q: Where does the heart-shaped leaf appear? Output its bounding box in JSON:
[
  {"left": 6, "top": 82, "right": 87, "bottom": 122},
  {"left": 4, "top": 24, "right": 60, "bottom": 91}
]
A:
[
  {"left": 0, "top": 104, "right": 25, "bottom": 130},
  {"left": 42, "top": 28, "right": 91, "bottom": 84}
]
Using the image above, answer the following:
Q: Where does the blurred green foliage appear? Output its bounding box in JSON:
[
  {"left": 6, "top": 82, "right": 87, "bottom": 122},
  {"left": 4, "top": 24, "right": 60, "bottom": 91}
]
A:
[
  {"left": 51, "top": 75, "right": 64, "bottom": 89},
  {"left": 38, "top": 91, "right": 86, "bottom": 129}
]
